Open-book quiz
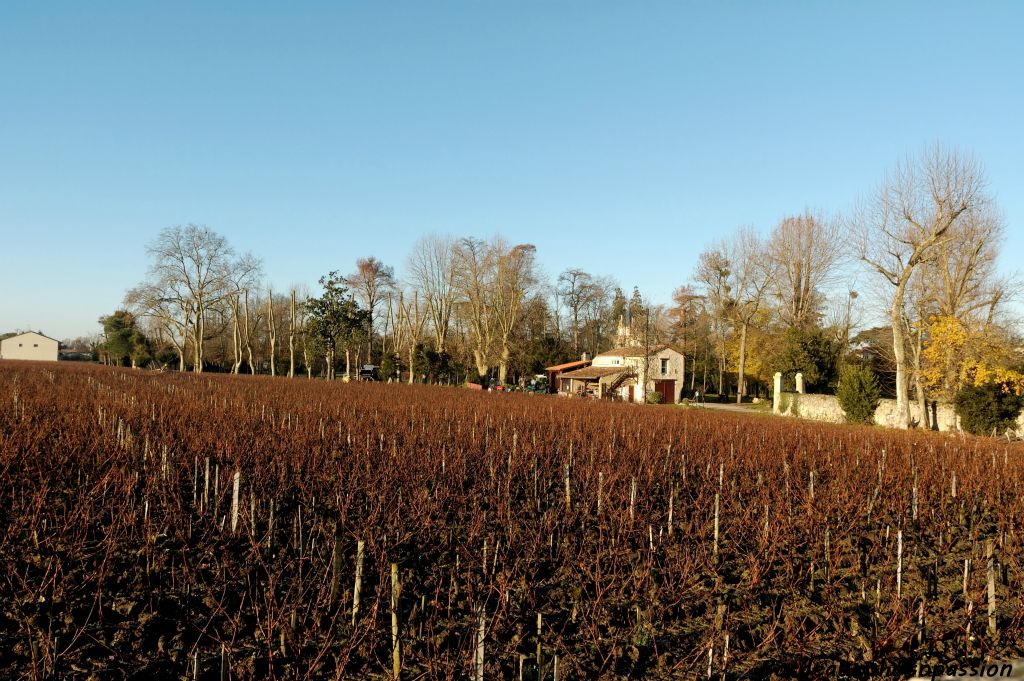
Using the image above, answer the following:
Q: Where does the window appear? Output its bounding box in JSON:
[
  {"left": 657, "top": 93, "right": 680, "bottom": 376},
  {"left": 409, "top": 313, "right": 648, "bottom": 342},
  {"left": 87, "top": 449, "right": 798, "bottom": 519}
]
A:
[
  {"left": 34, "top": 344, "right": 39, "bottom": 347},
  {"left": 660, "top": 358, "right": 669, "bottom": 375}
]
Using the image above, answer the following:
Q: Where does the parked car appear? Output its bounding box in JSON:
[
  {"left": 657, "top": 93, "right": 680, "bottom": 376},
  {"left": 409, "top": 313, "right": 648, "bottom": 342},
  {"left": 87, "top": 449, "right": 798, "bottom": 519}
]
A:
[
  {"left": 358, "top": 365, "right": 381, "bottom": 381},
  {"left": 524, "top": 376, "right": 549, "bottom": 394}
]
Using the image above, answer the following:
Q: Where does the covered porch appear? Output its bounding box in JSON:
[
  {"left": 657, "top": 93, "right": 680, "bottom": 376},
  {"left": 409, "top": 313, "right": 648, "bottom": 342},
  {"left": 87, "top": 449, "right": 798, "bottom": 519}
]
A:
[
  {"left": 544, "top": 359, "right": 592, "bottom": 394},
  {"left": 558, "top": 365, "right": 632, "bottom": 399}
]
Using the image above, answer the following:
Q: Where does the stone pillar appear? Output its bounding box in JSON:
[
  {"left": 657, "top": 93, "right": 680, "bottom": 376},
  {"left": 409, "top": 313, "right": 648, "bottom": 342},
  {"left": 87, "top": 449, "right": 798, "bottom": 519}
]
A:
[
  {"left": 795, "top": 372, "right": 805, "bottom": 395},
  {"left": 773, "top": 372, "right": 782, "bottom": 413}
]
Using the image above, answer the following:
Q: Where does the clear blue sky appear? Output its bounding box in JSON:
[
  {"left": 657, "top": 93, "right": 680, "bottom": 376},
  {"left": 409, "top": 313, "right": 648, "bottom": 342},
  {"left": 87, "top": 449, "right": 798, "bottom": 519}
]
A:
[{"left": 2, "top": 2, "right": 1022, "bottom": 340}]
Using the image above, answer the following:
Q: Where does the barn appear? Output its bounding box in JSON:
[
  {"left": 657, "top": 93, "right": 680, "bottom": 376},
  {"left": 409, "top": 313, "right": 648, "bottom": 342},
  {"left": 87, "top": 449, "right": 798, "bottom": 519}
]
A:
[{"left": 0, "top": 332, "right": 61, "bottom": 362}]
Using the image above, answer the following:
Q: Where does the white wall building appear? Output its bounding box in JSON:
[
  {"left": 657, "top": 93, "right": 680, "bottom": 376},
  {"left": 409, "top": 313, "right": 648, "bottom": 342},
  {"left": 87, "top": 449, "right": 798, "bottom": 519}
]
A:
[
  {"left": 559, "top": 344, "right": 685, "bottom": 403},
  {"left": 0, "top": 332, "right": 60, "bottom": 362}
]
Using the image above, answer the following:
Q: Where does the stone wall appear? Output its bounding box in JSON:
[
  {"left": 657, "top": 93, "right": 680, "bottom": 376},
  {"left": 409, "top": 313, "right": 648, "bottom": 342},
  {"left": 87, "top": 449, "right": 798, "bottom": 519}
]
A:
[
  {"left": 872, "top": 399, "right": 960, "bottom": 431},
  {"left": 775, "top": 392, "right": 966, "bottom": 432},
  {"left": 771, "top": 371, "right": 1023, "bottom": 434},
  {"left": 776, "top": 393, "right": 845, "bottom": 424}
]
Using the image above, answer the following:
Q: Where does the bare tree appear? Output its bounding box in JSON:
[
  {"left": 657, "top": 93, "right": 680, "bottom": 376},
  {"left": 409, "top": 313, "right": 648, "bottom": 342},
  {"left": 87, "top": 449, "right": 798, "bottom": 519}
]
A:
[
  {"left": 584, "top": 276, "right": 617, "bottom": 355},
  {"left": 223, "top": 252, "right": 263, "bottom": 374},
  {"left": 344, "top": 257, "right": 395, "bottom": 364},
  {"left": 289, "top": 290, "right": 297, "bottom": 377},
  {"left": 693, "top": 228, "right": 773, "bottom": 402},
  {"left": 124, "top": 282, "right": 191, "bottom": 371},
  {"left": 668, "top": 285, "right": 705, "bottom": 389},
  {"left": 266, "top": 289, "right": 278, "bottom": 376},
  {"left": 453, "top": 237, "right": 497, "bottom": 380},
  {"left": 912, "top": 205, "right": 1016, "bottom": 404},
  {"left": 927, "top": 205, "right": 1010, "bottom": 322},
  {"left": 142, "top": 225, "right": 238, "bottom": 372},
  {"left": 301, "top": 301, "right": 313, "bottom": 379},
  {"left": 898, "top": 266, "right": 932, "bottom": 426},
  {"left": 241, "top": 289, "right": 263, "bottom": 374},
  {"left": 493, "top": 243, "right": 537, "bottom": 384},
  {"left": 407, "top": 235, "right": 458, "bottom": 353},
  {"left": 824, "top": 289, "right": 861, "bottom": 352},
  {"left": 396, "top": 291, "right": 428, "bottom": 384},
  {"left": 854, "top": 145, "right": 988, "bottom": 428},
  {"left": 557, "top": 268, "right": 598, "bottom": 356},
  {"left": 767, "top": 212, "right": 843, "bottom": 328},
  {"left": 695, "top": 248, "right": 731, "bottom": 396},
  {"left": 725, "top": 228, "right": 774, "bottom": 403},
  {"left": 227, "top": 293, "right": 244, "bottom": 374}
]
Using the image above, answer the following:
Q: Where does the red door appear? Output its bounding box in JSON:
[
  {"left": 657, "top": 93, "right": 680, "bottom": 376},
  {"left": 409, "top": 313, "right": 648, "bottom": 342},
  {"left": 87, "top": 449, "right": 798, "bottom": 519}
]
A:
[
  {"left": 627, "top": 385, "right": 634, "bottom": 403},
  {"left": 655, "top": 380, "right": 675, "bottom": 403}
]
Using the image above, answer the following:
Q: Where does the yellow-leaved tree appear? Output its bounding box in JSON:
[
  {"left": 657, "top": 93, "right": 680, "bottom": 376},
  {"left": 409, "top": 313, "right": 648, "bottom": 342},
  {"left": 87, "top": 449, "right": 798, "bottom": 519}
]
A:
[{"left": 922, "top": 315, "right": 1024, "bottom": 400}]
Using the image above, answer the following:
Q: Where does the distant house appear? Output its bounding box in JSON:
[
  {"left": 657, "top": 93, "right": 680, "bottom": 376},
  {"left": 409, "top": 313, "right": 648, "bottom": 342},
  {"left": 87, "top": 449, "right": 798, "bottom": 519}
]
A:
[
  {"left": 0, "top": 331, "right": 60, "bottom": 362},
  {"left": 558, "top": 344, "right": 685, "bottom": 403}
]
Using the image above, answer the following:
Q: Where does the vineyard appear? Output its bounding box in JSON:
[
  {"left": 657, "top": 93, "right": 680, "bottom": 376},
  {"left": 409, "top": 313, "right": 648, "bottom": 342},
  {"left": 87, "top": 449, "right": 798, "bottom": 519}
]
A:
[{"left": 2, "top": 362, "right": 1023, "bottom": 680}]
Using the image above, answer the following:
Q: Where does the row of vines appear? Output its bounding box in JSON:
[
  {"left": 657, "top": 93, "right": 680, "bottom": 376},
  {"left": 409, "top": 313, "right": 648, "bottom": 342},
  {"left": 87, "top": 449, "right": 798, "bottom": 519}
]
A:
[{"left": 1, "top": 362, "right": 1022, "bottom": 679}]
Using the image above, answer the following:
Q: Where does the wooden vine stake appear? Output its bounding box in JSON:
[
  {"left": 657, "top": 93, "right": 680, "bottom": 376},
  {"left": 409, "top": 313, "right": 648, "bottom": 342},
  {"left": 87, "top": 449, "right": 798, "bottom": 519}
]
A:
[
  {"left": 268, "top": 500, "right": 274, "bottom": 550},
  {"left": 391, "top": 563, "right": 401, "bottom": 679},
  {"left": 668, "top": 486, "right": 674, "bottom": 537},
  {"left": 713, "top": 493, "right": 720, "bottom": 561},
  {"left": 987, "top": 540, "right": 997, "bottom": 636},
  {"left": 564, "top": 462, "right": 571, "bottom": 510},
  {"left": 230, "top": 471, "right": 241, "bottom": 533},
  {"left": 824, "top": 529, "right": 830, "bottom": 581},
  {"left": 629, "top": 478, "right": 636, "bottom": 522},
  {"left": 536, "top": 612, "right": 543, "bottom": 680},
  {"left": 896, "top": 529, "right": 903, "bottom": 599},
  {"left": 352, "top": 540, "right": 365, "bottom": 625},
  {"left": 912, "top": 473, "right": 918, "bottom": 522},
  {"left": 203, "top": 457, "right": 210, "bottom": 512},
  {"left": 329, "top": 523, "right": 344, "bottom": 606},
  {"left": 723, "top": 633, "right": 729, "bottom": 676},
  {"left": 473, "top": 605, "right": 485, "bottom": 681}
]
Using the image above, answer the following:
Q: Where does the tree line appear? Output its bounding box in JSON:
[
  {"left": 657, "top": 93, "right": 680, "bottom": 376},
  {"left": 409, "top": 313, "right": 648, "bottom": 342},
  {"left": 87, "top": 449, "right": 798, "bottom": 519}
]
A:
[
  {"left": 98, "top": 144, "right": 1021, "bottom": 429},
  {"left": 101, "top": 230, "right": 656, "bottom": 386}
]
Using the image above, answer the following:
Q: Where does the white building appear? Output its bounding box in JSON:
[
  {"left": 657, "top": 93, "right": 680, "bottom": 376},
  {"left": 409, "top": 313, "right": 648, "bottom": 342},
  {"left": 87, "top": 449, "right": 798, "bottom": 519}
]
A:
[
  {"left": 558, "top": 344, "right": 685, "bottom": 403},
  {"left": 0, "top": 331, "right": 60, "bottom": 362}
]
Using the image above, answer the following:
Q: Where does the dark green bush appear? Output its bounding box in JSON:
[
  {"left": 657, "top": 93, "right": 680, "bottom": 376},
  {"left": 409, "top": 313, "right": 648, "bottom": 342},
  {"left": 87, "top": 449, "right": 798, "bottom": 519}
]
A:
[
  {"left": 380, "top": 354, "right": 400, "bottom": 381},
  {"left": 778, "top": 392, "right": 800, "bottom": 416},
  {"left": 768, "top": 327, "right": 841, "bottom": 393},
  {"left": 954, "top": 383, "right": 1024, "bottom": 436},
  {"left": 837, "top": 364, "right": 881, "bottom": 424}
]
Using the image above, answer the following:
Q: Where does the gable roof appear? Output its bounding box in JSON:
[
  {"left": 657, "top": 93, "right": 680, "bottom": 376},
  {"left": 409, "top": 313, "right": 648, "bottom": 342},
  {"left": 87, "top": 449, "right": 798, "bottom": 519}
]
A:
[
  {"left": 545, "top": 359, "right": 592, "bottom": 372},
  {"left": 595, "top": 344, "right": 682, "bottom": 359},
  {"left": 2, "top": 331, "right": 60, "bottom": 344},
  {"left": 595, "top": 345, "right": 648, "bottom": 358},
  {"left": 558, "top": 366, "right": 629, "bottom": 380}
]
